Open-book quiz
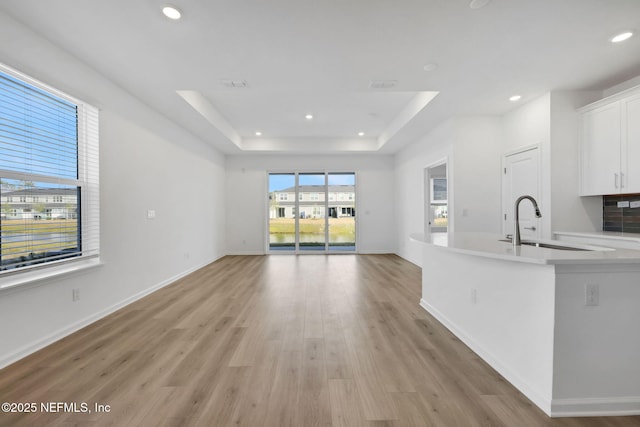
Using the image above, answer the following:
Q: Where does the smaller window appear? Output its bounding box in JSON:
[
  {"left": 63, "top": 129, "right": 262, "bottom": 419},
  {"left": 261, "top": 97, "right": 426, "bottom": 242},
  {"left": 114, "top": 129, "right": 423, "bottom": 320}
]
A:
[{"left": 431, "top": 178, "right": 447, "bottom": 203}]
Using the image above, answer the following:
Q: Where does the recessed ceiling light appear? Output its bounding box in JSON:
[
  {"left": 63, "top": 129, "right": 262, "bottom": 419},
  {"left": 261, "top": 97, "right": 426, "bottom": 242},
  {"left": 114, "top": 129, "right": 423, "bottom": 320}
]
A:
[
  {"left": 358, "top": 132, "right": 365, "bottom": 137},
  {"left": 469, "top": 0, "right": 491, "bottom": 9},
  {"left": 255, "top": 131, "right": 262, "bottom": 136},
  {"left": 610, "top": 31, "right": 633, "bottom": 43},
  {"left": 423, "top": 63, "right": 439, "bottom": 72},
  {"left": 509, "top": 95, "right": 522, "bottom": 102},
  {"left": 305, "top": 114, "right": 313, "bottom": 120},
  {"left": 162, "top": 5, "right": 182, "bottom": 20}
]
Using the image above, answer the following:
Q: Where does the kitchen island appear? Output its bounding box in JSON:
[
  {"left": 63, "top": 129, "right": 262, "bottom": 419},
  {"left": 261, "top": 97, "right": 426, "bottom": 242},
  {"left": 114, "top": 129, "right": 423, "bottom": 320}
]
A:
[{"left": 410, "top": 232, "right": 640, "bottom": 417}]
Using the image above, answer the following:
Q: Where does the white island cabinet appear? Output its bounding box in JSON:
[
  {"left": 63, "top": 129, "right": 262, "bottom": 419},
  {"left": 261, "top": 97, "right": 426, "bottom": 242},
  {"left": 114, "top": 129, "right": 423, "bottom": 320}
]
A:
[{"left": 411, "top": 232, "right": 640, "bottom": 417}]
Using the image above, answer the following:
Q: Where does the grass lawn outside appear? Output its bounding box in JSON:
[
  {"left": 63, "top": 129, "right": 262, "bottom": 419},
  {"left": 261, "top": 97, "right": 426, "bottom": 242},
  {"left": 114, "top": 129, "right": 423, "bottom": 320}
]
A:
[
  {"left": 1, "top": 219, "right": 78, "bottom": 260},
  {"left": 269, "top": 217, "right": 355, "bottom": 234},
  {"left": 269, "top": 217, "right": 355, "bottom": 247}
]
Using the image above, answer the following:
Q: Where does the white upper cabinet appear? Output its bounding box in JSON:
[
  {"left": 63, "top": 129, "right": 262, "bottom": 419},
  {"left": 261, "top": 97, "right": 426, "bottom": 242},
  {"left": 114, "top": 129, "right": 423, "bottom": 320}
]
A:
[
  {"left": 623, "top": 92, "right": 640, "bottom": 192},
  {"left": 579, "top": 86, "right": 640, "bottom": 196},
  {"left": 580, "top": 102, "right": 621, "bottom": 195}
]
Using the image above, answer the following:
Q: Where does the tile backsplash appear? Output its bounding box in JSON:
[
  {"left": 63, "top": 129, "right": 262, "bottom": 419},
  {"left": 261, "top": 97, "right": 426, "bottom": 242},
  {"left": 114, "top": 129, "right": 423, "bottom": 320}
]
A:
[{"left": 603, "top": 194, "right": 640, "bottom": 233}]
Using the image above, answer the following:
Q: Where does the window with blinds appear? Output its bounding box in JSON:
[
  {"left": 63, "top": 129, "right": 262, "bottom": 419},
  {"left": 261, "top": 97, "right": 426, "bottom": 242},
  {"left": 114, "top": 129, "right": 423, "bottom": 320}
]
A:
[{"left": 0, "top": 64, "right": 99, "bottom": 275}]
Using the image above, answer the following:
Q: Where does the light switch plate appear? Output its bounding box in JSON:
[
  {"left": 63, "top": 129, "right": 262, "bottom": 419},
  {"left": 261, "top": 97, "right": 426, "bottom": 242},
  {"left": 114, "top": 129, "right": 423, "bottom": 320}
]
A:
[{"left": 617, "top": 201, "right": 630, "bottom": 208}]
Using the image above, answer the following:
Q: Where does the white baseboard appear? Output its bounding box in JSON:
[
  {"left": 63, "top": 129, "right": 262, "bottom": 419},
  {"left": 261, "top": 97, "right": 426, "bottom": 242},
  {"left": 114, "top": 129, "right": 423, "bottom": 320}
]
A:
[
  {"left": 551, "top": 397, "right": 640, "bottom": 417},
  {"left": 419, "top": 298, "right": 552, "bottom": 416},
  {"left": 0, "top": 256, "right": 222, "bottom": 369},
  {"left": 225, "top": 251, "right": 265, "bottom": 255},
  {"left": 419, "top": 298, "right": 640, "bottom": 418},
  {"left": 394, "top": 252, "right": 421, "bottom": 267}
]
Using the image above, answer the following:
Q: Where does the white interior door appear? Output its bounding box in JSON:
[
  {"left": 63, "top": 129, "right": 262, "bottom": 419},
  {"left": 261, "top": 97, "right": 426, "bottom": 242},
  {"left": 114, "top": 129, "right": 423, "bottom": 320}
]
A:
[{"left": 503, "top": 147, "right": 541, "bottom": 240}]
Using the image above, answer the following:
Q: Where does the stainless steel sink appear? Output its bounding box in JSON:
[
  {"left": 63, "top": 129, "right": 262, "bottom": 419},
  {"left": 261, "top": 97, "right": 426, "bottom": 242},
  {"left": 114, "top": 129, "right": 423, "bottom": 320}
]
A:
[
  {"left": 521, "top": 241, "right": 590, "bottom": 251},
  {"left": 498, "top": 239, "right": 590, "bottom": 251}
]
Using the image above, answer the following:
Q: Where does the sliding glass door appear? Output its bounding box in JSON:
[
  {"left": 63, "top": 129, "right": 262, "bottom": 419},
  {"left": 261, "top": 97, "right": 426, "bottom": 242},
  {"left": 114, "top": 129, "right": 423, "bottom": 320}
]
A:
[
  {"left": 268, "top": 173, "right": 296, "bottom": 251},
  {"left": 268, "top": 172, "right": 356, "bottom": 253},
  {"left": 328, "top": 173, "right": 356, "bottom": 251},
  {"left": 298, "top": 173, "right": 326, "bottom": 251}
]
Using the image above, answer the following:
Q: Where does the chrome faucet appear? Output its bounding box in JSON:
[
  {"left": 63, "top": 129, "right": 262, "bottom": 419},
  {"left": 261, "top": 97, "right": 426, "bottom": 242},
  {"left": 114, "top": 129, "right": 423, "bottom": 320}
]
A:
[{"left": 513, "top": 195, "right": 541, "bottom": 247}]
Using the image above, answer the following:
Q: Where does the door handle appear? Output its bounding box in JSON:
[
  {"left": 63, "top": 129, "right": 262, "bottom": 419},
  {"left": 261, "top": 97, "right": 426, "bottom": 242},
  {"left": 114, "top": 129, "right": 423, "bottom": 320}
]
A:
[{"left": 524, "top": 226, "right": 536, "bottom": 231}]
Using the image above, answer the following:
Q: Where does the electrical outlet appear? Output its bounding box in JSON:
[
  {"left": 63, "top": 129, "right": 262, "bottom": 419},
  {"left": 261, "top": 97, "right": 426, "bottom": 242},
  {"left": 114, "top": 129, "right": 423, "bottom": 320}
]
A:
[
  {"left": 72, "top": 288, "right": 80, "bottom": 302},
  {"left": 585, "top": 284, "right": 599, "bottom": 306},
  {"left": 147, "top": 209, "right": 156, "bottom": 219}
]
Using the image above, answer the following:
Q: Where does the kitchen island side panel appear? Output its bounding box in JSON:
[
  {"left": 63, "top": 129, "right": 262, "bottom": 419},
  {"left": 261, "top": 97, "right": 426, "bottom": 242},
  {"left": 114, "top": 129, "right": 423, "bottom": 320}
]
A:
[
  {"left": 420, "top": 244, "right": 556, "bottom": 414},
  {"left": 552, "top": 265, "right": 640, "bottom": 416}
]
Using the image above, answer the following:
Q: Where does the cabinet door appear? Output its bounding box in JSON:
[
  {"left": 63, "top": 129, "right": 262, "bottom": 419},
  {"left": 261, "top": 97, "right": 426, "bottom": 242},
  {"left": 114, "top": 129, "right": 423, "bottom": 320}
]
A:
[
  {"left": 581, "top": 102, "right": 621, "bottom": 195},
  {"left": 622, "top": 93, "right": 640, "bottom": 192}
]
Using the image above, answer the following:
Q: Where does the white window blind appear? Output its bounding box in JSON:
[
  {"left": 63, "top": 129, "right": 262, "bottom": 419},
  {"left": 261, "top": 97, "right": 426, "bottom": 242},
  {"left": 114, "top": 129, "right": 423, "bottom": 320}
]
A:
[{"left": 0, "top": 63, "right": 99, "bottom": 275}]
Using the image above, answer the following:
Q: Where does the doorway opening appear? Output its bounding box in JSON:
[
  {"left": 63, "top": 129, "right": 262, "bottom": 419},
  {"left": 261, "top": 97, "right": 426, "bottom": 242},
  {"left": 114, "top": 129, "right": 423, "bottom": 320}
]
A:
[{"left": 424, "top": 161, "right": 449, "bottom": 242}]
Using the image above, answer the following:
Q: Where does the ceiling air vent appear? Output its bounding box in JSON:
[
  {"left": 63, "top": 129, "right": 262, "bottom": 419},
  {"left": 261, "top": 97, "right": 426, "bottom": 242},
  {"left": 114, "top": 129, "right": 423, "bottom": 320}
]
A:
[
  {"left": 369, "top": 80, "right": 397, "bottom": 89},
  {"left": 219, "top": 79, "right": 248, "bottom": 88}
]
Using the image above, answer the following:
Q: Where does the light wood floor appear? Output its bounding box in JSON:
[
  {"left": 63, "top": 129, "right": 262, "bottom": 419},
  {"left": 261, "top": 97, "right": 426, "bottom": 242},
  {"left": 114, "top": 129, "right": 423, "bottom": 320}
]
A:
[{"left": 1, "top": 254, "right": 639, "bottom": 426}]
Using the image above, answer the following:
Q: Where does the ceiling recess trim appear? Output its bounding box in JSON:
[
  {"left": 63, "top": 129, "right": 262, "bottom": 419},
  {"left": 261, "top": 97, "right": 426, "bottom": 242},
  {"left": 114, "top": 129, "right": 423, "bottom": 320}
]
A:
[
  {"left": 377, "top": 91, "right": 439, "bottom": 150},
  {"left": 176, "top": 89, "right": 439, "bottom": 153},
  {"left": 176, "top": 90, "right": 243, "bottom": 149}
]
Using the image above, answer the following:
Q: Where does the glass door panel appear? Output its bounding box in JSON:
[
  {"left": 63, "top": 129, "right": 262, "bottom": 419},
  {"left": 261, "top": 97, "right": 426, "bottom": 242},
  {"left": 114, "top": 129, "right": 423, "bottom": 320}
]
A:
[
  {"left": 298, "top": 173, "right": 326, "bottom": 251},
  {"left": 328, "top": 173, "right": 356, "bottom": 251},
  {"left": 269, "top": 173, "right": 296, "bottom": 251}
]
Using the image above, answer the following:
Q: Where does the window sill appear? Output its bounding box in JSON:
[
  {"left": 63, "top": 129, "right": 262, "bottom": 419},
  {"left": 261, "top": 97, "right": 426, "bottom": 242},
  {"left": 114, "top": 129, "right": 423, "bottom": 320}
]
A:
[{"left": 0, "top": 257, "right": 102, "bottom": 293}]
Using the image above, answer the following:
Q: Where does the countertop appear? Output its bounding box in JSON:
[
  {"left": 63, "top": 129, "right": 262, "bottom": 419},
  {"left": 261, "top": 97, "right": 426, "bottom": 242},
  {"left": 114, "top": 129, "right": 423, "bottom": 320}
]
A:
[
  {"left": 409, "top": 232, "right": 640, "bottom": 265},
  {"left": 554, "top": 230, "right": 640, "bottom": 243}
]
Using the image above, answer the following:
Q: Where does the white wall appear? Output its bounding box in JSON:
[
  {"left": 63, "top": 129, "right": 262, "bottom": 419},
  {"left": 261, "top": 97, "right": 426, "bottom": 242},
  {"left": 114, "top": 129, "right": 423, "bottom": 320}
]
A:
[
  {"left": 549, "top": 91, "right": 602, "bottom": 233},
  {"left": 225, "top": 154, "right": 396, "bottom": 254},
  {"left": 501, "top": 92, "right": 602, "bottom": 238},
  {"left": 394, "top": 117, "right": 502, "bottom": 266},
  {"left": 501, "top": 94, "right": 552, "bottom": 238},
  {"left": 452, "top": 117, "right": 502, "bottom": 233},
  {"left": 394, "top": 119, "right": 455, "bottom": 265},
  {"left": 0, "top": 12, "right": 226, "bottom": 367}
]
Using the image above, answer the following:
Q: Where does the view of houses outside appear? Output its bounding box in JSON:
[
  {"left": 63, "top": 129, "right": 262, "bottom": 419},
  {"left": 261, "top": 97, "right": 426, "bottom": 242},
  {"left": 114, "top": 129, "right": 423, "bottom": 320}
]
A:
[
  {"left": 0, "top": 180, "right": 79, "bottom": 270},
  {"left": 430, "top": 177, "right": 448, "bottom": 229},
  {"left": 268, "top": 173, "right": 355, "bottom": 251}
]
